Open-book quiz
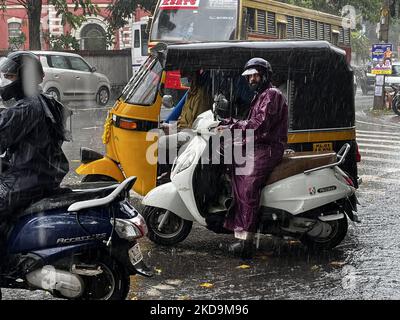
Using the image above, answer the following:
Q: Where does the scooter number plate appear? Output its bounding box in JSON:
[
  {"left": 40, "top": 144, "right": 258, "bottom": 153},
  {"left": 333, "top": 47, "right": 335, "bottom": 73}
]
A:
[{"left": 128, "top": 243, "right": 143, "bottom": 266}]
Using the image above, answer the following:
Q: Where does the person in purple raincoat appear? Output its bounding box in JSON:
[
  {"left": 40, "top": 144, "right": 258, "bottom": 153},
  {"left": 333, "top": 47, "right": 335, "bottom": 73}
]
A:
[{"left": 218, "top": 58, "right": 288, "bottom": 259}]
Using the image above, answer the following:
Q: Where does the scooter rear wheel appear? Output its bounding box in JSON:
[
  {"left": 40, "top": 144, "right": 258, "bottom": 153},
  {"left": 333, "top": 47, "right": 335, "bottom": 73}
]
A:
[
  {"left": 78, "top": 256, "right": 130, "bottom": 300},
  {"left": 142, "top": 206, "right": 193, "bottom": 246},
  {"left": 300, "top": 216, "right": 348, "bottom": 251}
]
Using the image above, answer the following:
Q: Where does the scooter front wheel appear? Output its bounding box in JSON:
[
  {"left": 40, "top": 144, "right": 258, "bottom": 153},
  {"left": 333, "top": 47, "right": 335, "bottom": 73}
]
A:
[
  {"left": 300, "top": 216, "right": 348, "bottom": 251},
  {"left": 142, "top": 206, "right": 193, "bottom": 246},
  {"left": 392, "top": 96, "right": 400, "bottom": 116}
]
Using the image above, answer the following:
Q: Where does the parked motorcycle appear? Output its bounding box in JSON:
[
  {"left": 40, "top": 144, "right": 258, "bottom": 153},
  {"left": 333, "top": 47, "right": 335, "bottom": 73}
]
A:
[
  {"left": 390, "top": 85, "right": 400, "bottom": 116},
  {"left": 142, "top": 110, "right": 359, "bottom": 251},
  {"left": 0, "top": 176, "right": 152, "bottom": 300}
]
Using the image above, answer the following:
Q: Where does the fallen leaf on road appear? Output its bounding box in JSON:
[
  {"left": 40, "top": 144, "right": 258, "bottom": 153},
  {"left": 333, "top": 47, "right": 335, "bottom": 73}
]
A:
[
  {"left": 311, "top": 265, "right": 321, "bottom": 272},
  {"left": 154, "top": 268, "right": 162, "bottom": 275},
  {"left": 178, "top": 295, "right": 192, "bottom": 300},
  {"left": 131, "top": 296, "right": 138, "bottom": 300},
  {"left": 200, "top": 282, "right": 214, "bottom": 288},
  {"left": 236, "top": 264, "right": 251, "bottom": 269}
]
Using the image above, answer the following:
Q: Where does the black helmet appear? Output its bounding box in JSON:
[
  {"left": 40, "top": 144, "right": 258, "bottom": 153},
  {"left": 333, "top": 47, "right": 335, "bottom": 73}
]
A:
[
  {"left": 242, "top": 57, "right": 273, "bottom": 77},
  {"left": 0, "top": 51, "right": 44, "bottom": 101},
  {"left": 242, "top": 57, "right": 272, "bottom": 92}
]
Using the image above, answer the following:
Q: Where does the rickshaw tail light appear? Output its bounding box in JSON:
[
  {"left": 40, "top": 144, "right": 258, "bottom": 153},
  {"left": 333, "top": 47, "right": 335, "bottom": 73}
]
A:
[
  {"left": 355, "top": 142, "right": 361, "bottom": 162},
  {"left": 119, "top": 119, "right": 137, "bottom": 130}
]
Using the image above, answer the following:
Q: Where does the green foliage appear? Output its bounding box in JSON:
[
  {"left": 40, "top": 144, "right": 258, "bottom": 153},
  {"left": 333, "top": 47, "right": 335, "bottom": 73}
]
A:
[
  {"left": 278, "top": 0, "right": 381, "bottom": 23},
  {"left": 50, "top": 0, "right": 99, "bottom": 29},
  {"left": 351, "top": 30, "right": 371, "bottom": 61},
  {"left": 8, "top": 32, "right": 26, "bottom": 50},
  {"left": 44, "top": 32, "right": 80, "bottom": 50},
  {"left": 103, "top": 0, "right": 156, "bottom": 48}
]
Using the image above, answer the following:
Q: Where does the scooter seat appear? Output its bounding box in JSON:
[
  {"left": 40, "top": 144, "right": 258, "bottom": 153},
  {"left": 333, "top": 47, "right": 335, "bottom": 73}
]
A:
[
  {"left": 22, "top": 183, "right": 119, "bottom": 215},
  {"left": 266, "top": 151, "right": 337, "bottom": 185}
]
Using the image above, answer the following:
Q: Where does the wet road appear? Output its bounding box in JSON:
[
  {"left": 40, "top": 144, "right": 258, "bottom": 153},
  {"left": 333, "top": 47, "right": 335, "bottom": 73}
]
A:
[{"left": 4, "top": 91, "right": 400, "bottom": 300}]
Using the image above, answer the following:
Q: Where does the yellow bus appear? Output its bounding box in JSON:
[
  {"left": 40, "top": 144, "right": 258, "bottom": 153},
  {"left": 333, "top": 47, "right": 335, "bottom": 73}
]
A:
[{"left": 149, "top": 0, "right": 352, "bottom": 61}]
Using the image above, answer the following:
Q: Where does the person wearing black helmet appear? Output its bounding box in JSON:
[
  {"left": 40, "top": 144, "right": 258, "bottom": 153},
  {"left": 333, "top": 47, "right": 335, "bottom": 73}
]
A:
[
  {"left": 218, "top": 57, "right": 288, "bottom": 259},
  {"left": 0, "top": 51, "right": 70, "bottom": 251}
]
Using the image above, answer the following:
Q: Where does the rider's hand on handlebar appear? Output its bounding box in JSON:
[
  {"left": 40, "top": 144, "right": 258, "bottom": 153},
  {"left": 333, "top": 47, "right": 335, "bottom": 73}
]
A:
[{"left": 215, "top": 125, "right": 229, "bottom": 133}]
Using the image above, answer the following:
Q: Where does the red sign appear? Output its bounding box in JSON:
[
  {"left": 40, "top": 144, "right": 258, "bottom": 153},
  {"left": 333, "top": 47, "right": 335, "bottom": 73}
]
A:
[{"left": 160, "top": 0, "right": 200, "bottom": 10}]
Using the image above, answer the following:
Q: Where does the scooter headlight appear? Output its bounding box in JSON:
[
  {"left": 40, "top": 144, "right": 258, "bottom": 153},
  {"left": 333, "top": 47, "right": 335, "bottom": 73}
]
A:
[{"left": 111, "top": 215, "right": 148, "bottom": 241}]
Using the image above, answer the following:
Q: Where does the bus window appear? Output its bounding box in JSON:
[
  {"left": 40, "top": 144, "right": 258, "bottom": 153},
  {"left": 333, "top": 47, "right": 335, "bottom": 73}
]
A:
[
  {"left": 140, "top": 24, "right": 149, "bottom": 57},
  {"left": 134, "top": 30, "right": 140, "bottom": 48},
  {"left": 277, "top": 23, "right": 286, "bottom": 39},
  {"left": 247, "top": 7, "right": 256, "bottom": 32}
]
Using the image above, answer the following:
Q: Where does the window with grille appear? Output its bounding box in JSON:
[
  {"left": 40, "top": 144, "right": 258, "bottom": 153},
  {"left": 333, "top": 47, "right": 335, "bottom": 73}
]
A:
[
  {"left": 317, "top": 22, "right": 324, "bottom": 40},
  {"left": 324, "top": 24, "right": 331, "bottom": 42},
  {"left": 8, "top": 22, "right": 21, "bottom": 38},
  {"left": 287, "top": 16, "right": 294, "bottom": 38},
  {"left": 310, "top": 20, "right": 317, "bottom": 40},
  {"left": 277, "top": 23, "right": 287, "bottom": 39},
  {"left": 344, "top": 28, "right": 350, "bottom": 45},
  {"left": 339, "top": 27, "right": 344, "bottom": 43},
  {"left": 295, "top": 17, "right": 302, "bottom": 39},
  {"left": 267, "top": 12, "right": 276, "bottom": 35},
  {"left": 257, "top": 9, "right": 266, "bottom": 34},
  {"left": 303, "top": 19, "right": 310, "bottom": 39}
]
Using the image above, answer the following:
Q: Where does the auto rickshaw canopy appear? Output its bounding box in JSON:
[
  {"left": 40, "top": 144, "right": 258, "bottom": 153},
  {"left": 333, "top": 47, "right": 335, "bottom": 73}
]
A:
[{"left": 154, "top": 40, "right": 355, "bottom": 131}]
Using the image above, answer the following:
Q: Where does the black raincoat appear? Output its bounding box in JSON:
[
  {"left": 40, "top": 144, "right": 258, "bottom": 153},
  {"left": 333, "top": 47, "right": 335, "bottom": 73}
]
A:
[{"left": 0, "top": 94, "right": 69, "bottom": 218}]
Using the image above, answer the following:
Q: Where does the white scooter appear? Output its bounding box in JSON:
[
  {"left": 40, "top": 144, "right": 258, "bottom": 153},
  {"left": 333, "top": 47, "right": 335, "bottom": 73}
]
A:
[{"left": 142, "top": 110, "right": 359, "bottom": 251}]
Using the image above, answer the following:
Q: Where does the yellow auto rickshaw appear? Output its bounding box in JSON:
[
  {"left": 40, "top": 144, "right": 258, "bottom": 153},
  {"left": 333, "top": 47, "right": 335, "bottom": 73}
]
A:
[{"left": 76, "top": 40, "right": 360, "bottom": 196}]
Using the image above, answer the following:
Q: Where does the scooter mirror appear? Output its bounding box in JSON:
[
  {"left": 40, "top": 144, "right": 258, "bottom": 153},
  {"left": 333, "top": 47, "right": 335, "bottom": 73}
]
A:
[
  {"left": 162, "top": 95, "right": 174, "bottom": 109},
  {"left": 213, "top": 93, "right": 229, "bottom": 120}
]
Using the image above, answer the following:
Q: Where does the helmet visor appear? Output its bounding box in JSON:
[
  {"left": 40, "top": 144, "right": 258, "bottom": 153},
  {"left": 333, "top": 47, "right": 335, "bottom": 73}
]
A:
[
  {"left": 242, "top": 68, "right": 259, "bottom": 76},
  {"left": 0, "top": 57, "right": 18, "bottom": 88}
]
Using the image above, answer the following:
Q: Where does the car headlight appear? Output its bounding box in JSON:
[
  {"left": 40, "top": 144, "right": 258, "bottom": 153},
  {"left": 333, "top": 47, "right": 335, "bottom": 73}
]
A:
[
  {"left": 111, "top": 216, "right": 147, "bottom": 241},
  {"left": 171, "top": 151, "right": 196, "bottom": 178}
]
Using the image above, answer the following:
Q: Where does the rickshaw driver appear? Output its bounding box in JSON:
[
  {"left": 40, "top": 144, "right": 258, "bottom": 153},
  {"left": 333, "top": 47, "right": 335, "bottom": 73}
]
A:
[
  {"left": 218, "top": 58, "right": 288, "bottom": 259},
  {"left": 158, "top": 69, "right": 213, "bottom": 165}
]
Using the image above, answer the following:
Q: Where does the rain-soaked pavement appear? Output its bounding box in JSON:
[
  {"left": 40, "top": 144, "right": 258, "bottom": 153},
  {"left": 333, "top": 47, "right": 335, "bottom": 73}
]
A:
[{"left": 3, "top": 90, "right": 400, "bottom": 300}]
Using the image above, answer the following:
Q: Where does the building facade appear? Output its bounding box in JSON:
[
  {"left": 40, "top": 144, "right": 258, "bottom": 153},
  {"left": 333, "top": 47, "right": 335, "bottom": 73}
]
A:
[{"left": 0, "top": 1, "right": 150, "bottom": 50}]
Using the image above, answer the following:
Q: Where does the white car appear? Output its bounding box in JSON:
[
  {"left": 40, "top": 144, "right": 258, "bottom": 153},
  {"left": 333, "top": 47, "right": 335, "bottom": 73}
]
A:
[
  {"left": 385, "top": 62, "right": 400, "bottom": 87},
  {"left": 31, "top": 51, "right": 111, "bottom": 105}
]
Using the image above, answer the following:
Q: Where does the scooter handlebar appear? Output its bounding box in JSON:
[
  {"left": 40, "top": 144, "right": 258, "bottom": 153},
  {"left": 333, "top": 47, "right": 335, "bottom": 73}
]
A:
[{"left": 336, "top": 143, "right": 351, "bottom": 164}]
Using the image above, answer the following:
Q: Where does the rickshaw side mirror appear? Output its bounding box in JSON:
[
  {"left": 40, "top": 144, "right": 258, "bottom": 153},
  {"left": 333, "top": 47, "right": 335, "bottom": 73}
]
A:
[{"left": 162, "top": 95, "right": 174, "bottom": 109}]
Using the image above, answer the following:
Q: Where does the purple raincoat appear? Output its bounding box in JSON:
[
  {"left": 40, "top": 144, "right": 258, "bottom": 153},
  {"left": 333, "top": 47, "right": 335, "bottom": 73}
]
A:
[{"left": 223, "top": 84, "right": 288, "bottom": 234}]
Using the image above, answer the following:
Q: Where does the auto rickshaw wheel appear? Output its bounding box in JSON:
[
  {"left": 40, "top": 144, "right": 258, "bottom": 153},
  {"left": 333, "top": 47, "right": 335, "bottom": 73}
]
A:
[
  {"left": 142, "top": 206, "right": 193, "bottom": 246},
  {"left": 300, "top": 215, "right": 348, "bottom": 251},
  {"left": 82, "top": 174, "right": 117, "bottom": 183}
]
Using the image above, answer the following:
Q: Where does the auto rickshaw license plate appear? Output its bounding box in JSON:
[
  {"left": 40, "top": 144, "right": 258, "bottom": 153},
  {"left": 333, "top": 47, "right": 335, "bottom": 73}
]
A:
[
  {"left": 313, "top": 142, "right": 333, "bottom": 152},
  {"left": 128, "top": 243, "right": 143, "bottom": 266}
]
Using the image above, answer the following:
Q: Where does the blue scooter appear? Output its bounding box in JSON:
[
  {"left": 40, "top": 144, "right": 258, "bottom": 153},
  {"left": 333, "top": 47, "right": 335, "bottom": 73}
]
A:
[{"left": 0, "top": 176, "right": 152, "bottom": 300}]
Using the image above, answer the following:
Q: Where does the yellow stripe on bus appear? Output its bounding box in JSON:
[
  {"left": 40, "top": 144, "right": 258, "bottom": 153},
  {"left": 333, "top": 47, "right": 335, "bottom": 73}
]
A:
[{"left": 288, "top": 129, "right": 356, "bottom": 144}]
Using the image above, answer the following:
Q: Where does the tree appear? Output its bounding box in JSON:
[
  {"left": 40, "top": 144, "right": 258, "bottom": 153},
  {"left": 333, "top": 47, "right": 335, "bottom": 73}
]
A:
[
  {"left": 0, "top": 0, "right": 99, "bottom": 50},
  {"left": 279, "top": 0, "right": 382, "bottom": 23},
  {"left": 103, "top": 0, "right": 156, "bottom": 47}
]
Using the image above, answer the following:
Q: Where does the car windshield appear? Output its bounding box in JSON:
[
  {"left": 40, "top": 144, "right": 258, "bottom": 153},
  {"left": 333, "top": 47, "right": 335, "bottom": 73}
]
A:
[
  {"left": 392, "top": 64, "right": 400, "bottom": 76},
  {"left": 150, "top": 0, "right": 238, "bottom": 42}
]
